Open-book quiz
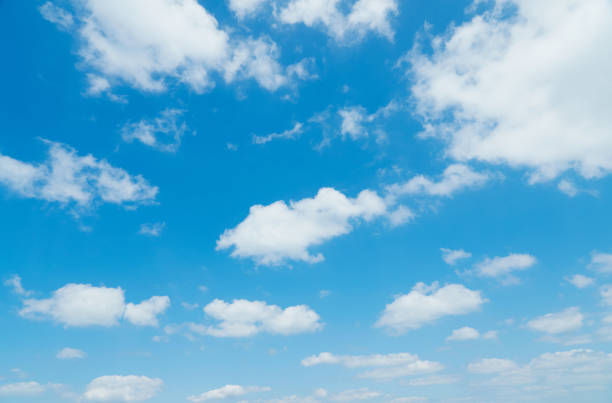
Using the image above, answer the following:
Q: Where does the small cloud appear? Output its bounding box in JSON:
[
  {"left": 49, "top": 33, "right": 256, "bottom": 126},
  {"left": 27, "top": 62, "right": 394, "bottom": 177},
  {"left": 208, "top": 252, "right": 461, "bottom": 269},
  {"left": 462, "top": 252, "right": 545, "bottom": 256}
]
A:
[
  {"left": 4, "top": 275, "right": 32, "bottom": 296},
  {"left": 558, "top": 179, "right": 578, "bottom": 197},
  {"left": 440, "top": 248, "right": 471, "bottom": 265},
  {"left": 139, "top": 222, "right": 165, "bottom": 237},
  {"left": 198, "top": 285, "right": 208, "bottom": 293},
  {"left": 565, "top": 274, "right": 594, "bottom": 289},
  {"left": 57, "top": 348, "right": 86, "bottom": 360},
  {"left": 319, "top": 290, "right": 331, "bottom": 298},
  {"left": 226, "top": 143, "right": 238, "bottom": 151}
]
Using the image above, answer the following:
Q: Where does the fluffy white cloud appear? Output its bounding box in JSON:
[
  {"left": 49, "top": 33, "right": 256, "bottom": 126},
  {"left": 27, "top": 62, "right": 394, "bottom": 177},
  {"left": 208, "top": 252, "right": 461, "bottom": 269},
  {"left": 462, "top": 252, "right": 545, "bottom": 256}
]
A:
[
  {"left": 588, "top": 252, "right": 612, "bottom": 273},
  {"left": 83, "top": 375, "right": 163, "bottom": 402},
  {"left": 601, "top": 285, "right": 612, "bottom": 306},
  {"left": 279, "top": 0, "right": 398, "bottom": 43},
  {"left": 18, "top": 282, "right": 169, "bottom": 328},
  {"left": 409, "top": 0, "right": 612, "bottom": 182},
  {"left": 565, "top": 274, "right": 594, "bottom": 289},
  {"left": 376, "top": 282, "right": 485, "bottom": 333},
  {"left": 122, "top": 109, "right": 190, "bottom": 153},
  {"left": 216, "top": 187, "right": 387, "bottom": 265},
  {"left": 473, "top": 253, "right": 536, "bottom": 282},
  {"left": 440, "top": 248, "right": 471, "bottom": 265},
  {"left": 124, "top": 296, "right": 171, "bottom": 327},
  {"left": 3, "top": 274, "right": 31, "bottom": 296},
  {"left": 201, "top": 299, "right": 322, "bottom": 337},
  {"left": 386, "top": 164, "right": 491, "bottom": 199},
  {"left": 467, "top": 358, "right": 518, "bottom": 374},
  {"left": 228, "top": 0, "right": 268, "bottom": 18},
  {"left": 527, "top": 307, "right": 583, "bottom": 334},
  {"left": 139, "top": 222, "right": 166, "bottom": 237},
  {"left": 49, "top": 0, "right": 312, "bottom": 95},
  {"left": 187, "top": 385, "right": 270, "bottom": 402},
  {"left": 447, "top": 327, "right": 496, "bottom": 341},
  {"left": 57, "top": 347, "right": 86, "bottom": 360},
  {"left": 39, "top": 2, "right": 74, "bottom": 30},
  {"left": 0, "top": 141, "right": 157, "bottom": 210}
]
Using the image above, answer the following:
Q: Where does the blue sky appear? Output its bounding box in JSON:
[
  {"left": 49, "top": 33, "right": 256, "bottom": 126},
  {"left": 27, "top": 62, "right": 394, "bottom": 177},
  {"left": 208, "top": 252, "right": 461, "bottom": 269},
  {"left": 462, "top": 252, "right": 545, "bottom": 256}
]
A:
[{"left": 1, "top": 0, "right": 612, "bottom": 402}]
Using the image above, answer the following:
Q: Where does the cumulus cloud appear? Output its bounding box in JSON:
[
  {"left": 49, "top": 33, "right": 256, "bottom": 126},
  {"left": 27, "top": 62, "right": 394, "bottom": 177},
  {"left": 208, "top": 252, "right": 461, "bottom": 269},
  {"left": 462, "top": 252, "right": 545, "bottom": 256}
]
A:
[
  {"left": 440, "top": 248, "right": 471, "bottom": 265},
  {"left": 565, "top": 274, "right": 594, "bottom": 289},
  {"left": 122, "top": 109, "right": 190, "bottom": 153},
  {"left": 228, "top": 0, "right": 268, "bottom": 19},
  {"left": 527, "top": 307, "right": 583, "bottom": 334},
  {"left": 18, "top": 282, "right": 169, "bottom": 328},
  {"left": 0, "top": 141, "right": 157, "bottom": 211},
  {"left": 302, "top": 352, "right": 425, "bottom": 368},
  {"left": 386, "top": 164, "right": 491, "bottom": 199},
  {"left": 199, "top": 299, "right": 322, "bottom": 337},
  {"left": 588, "top": 252, "right": 612, "bottom": 273},
  {"left": 279, "top": 0, "right": 398, "bottom": 43},
  {"left": 330, "top": 388, "right": 380, "bottom": 402},
  {"left": 473, "top": 253, "right": 536, "bottom": 283},
  {"left": 467, "top": 358, "right": 519, "bottom": 374},
  {"left": 187, "top": 385, "right": 270, "bottom": 402},
  {"left": 409, "top": 0, "right": 612, "bottom": 182},
  {"left": 39, "top": 2, "right": 74, "bottom": 30},
  {"left": 3, "top": 274, "right": 31, "bottom": 296},
  {"left": 56, "top": 347, "right": 86, "bottom": 360},
  {"left": 124, "top": 296, "right": 171, "bottom": 327},
  {"left": 216, "top": 187, "right": 387, "bottom": 265},
  {"left": 376, "top": 282, "right": 485, "bottom": 334},
  {"left": 47, "top": 0, "right": 312, "bottom": 95},
  {"left": 446, "top": 326, "right": 497, "bottom": 341},
  {"left": 83, "top": 375, "right": 163, "bottom": 402},
  {"left": 0, "top": 381, "right": 47, "bottom": 397}
]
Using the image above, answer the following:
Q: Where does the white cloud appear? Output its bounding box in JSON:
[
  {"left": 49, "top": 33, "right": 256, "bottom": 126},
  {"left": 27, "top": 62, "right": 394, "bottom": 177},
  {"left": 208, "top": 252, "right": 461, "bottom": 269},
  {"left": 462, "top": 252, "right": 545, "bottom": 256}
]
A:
[
  {"left": 139, "top": 222, "right": 166, "bottom": 237},
  {"left": 54, "top": 0, "right": 311, "bottom": 95},
  {"left": 409, "top": 0, "right": 612, "bottom": 182},
  {"left": 0, "top": 141, "right": 157, "bottom": 211},
  {"left": 83, "top": 375, "right": 163, "bottom": 402},
  {"left": 386, "top": 164, "right": 491, "bottom": 199},
  {"left": 376, "top": 282, "right": 485, "bottom": 333},
  {"left": 601, "top": 285, "right": 612, "bottom": 306},
  {"left": 557, "top": 180, "right": 578, "bottom": 197},
  {"left": 330, "top": 388, "right": 380, "bottom": 402},
  {"left": 0, "top": 381, "right": 46, "bottom": 397},
  {"left": 440, "top": 248, "right": 471, "bottom": 265},
  {"left": 565, "top": 274, "right": 594, "bottom": 289},
  {"left": 527, "top": 307, "right": 583, "bottom": 334},
  {"left": 406, "top": 375, "right": 459, "bottom": 386},
  {"left": 467, "top": 358, "right": 518, "bottom": 374},
  {"left": 18, "top": 282, "right": 169, "bottom": 328},
  {"left": 216, "top": 187, "right": 387, "bottom": 265},
  {"left": 253, "top": 122, "right": 304, "bottom": 144},
  {"left": 3, "top": 274, "right": 31, "bottom": 296},
  {"left": 588, "top": 252, "right": 612, "bottom": 273},
  {"left": 39, "top": 2, "right": 74, "bottom": 30},
  {"left": 202, "top": 299, "right": 322, "bottom": 337},
  {"left": 187, "top": 385, "right": 270, "bottom": 402},
  {"left": 302, "top": 352, "right": 421, "bottom": 368},
  {"left": 446, "top": 326, "right": 479, "bottom": 341},
  {"left": 124, "top": 296, "right": 170, "bottom": 327},
  {"left": 473, "top": 253, "right": 536, "bottom": 282},
  {"left": 57, "top": 347, "right": 86, "bottom": 360},
  {"left": 228, "top": 0, "right": 268, "bottom": 19},
  {"left": 279, "top": 0, "right": 398, "bottom": 43},
  {"left": 20, "top": 284, "right": 126, "bottom": 327},
  {"left": 122, "top": 109, "right": 190, "bottom": 153},
  {"left": 388, "top": 205, "right": 415, "bottom": 227}
]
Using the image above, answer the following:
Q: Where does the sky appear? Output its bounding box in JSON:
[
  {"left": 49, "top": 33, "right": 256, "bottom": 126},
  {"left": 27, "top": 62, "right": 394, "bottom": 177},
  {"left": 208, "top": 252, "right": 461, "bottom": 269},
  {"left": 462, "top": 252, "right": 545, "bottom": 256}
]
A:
[{"left": 1, "top": 0, "right": 612, "bottom": 402}]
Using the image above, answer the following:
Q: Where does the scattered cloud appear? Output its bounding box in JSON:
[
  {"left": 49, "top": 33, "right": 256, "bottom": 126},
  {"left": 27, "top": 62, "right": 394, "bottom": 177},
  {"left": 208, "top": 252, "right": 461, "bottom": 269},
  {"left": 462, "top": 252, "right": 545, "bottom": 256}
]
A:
[
  {"left": 39, "top": 2, "right": 74, "bottom": 30},
  {"left": 601, "top": 285, "right": 612, "bottom": 306},
  {"left": 3, "top": 274, "right": 31, "bottom": 296},
  {"left": 376, "top": 282, "right": 486, "bottom": 334},
  {"left": 467, "top": 358, "right": 518, "bottom": 374},
  {"left": 18, "top": 282, "right": 169, "bottom": 328},
  {"left": 330, "top": 388, "right": 380, "bottom": 402},
  {"left": 565, "top": 274, "right": 594, "bottom": 289},
  {"left": 0, "top": 381, "right": 47, "bottom": 397},
  {"left": 473, "top": 253, "right": 536, "bottom": 284},
  {"left": 56, "top": 347, "right": 86, "bottom": 360},
  {"left": 139, "top": 222, "right": 166, "bottom": 237},
  {"left": 440, "top": 248, "right": 471, "bottom": 266},
  {"left": 228, "top": 0, "right": 268, "bottom": 19},
  {"left": 187, "top": 385, "right": 270, "bottom": 402},
  {"left": 588, "top": 252, "right": 612, "bottom": 273},
  {"left": 83, "top": 375, "right": 163, "bottom": 402},
  {"left": 253, "top": 122, "right": 304, "bottom": 145},
  {"left": 527, "top": 307, "right": 583, "bottom": 334},
  {"left": 0, "top": 141, "right": 157, "bottom": 212},
  {"left": 557, "top": 180, "right": 578, "bottom": 197},
  {"left": 279, "top": 0, "right": 399, "bottom": 43},
  {"left": 409, "top": 0, "right": 612, "bottom": 182},
  {"left": 122, "top": 109, "right": 191, "bottom": 153},
  {"left": 216, "top": 187, "right": 387, "bottom": 265},
  {"left": 446, "top": 327, "right": 497, "bottom": 341}
]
